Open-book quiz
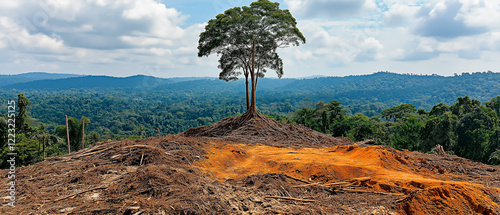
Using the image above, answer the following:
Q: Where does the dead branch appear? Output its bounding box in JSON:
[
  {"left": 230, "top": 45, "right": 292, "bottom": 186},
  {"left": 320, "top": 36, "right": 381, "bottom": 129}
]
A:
[
  {"left": 71, "top": 146, "right": 114, "bottom": 159},
  {"left": 54, "top": 186, "right": 108, "bottom": 202},
  {"left": 340, "top": 188, "right": 404, "bottom": 196},
  {"left": 122, "top": 145, "right": 157, "bottom": 150},
  {"left": 280, "top": 185, "right": 291, "bottom": 197},
  {"left": 395, "top": 196, "right": 410, "bottom": 203},
  {"left": 350, "top": 177, "right": 371, "bottom": 182},
  {"left": 284, "top": 174, "right": 310, "bottom": 184},
  {"left": 264, "top": 196, "right": 316, "bottom": 202},
  {"left": 293, "top": 182, "right": 323, "bottom": 188},
  {"left": 139, "top": 153, "right": 144, "bottom": 166}
]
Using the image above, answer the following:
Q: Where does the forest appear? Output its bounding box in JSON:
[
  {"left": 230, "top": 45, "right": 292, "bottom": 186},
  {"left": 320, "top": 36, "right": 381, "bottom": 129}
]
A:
[{"left": 1, "top": 71, "right": 500, "bottom": 167}]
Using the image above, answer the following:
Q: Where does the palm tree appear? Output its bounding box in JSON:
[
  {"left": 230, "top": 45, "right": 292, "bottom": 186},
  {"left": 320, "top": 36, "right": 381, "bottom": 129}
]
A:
[{"left": 34, "top": 124, "right": 61, "bottom": 160}]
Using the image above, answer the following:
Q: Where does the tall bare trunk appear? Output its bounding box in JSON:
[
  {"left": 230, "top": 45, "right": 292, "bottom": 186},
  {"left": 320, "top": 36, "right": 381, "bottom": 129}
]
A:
[
  {"left": 81, "top": 116, "right": 85, "bottom": 150},
  {"left": 245, "top": 73, "right": 250, "bottom": 111},
  {"left": 65, "top": 115, "right": 70, "bottom": 153},
  {"left": 43, "top": 138, "right": 46, "bottom": 160},
  {"left": 249, "top": 41, "right": 257, "bottom": 113}
]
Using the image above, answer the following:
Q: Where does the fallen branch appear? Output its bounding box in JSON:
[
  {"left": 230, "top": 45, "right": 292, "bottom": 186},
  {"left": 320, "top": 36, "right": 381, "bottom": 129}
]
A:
[
  {"left": 110, "top": 154, "right": 123, "bottom": 159},
  {"left": 340, "top": 188, "right": 404, "bottom": 196},
  {"left": 324, "top": 181, "right": 355, "bottom": 187},
  {"left": 350, "top": 177, "right": 371, "bottom": 182},
  {"left": 280, "top": 185, "right": 291, "bottom": 197},
  {"left": 301, "top": 195, "right": 319, "bottom": 199},
  {"left": 294, "top": 181, "right": 357, "bottom": 188},
  {"left": 55, "top": 186, "right": 108, "bottom": 202},
  {"left": 395, "top": 196, "right": 410, "bottom": 203},
  {"left": 122, "top": 145, "right": 157, "bottom": 150},
  {"left": 264, "top": 196, "right": 316, "bottom": 202},
  {"left": 293, "top": 182, "right": 322, "bottom": 188},
  {"left": 284, "top": 174, "right": 310, "bottom": 184},
  {"left": 71, "top": 146, "right": 114, "bottom": 159}
]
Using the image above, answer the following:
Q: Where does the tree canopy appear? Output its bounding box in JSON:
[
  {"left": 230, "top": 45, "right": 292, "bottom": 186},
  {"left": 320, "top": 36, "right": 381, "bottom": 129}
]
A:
[{"left": 198, "top": 0, "right": 305, "bottom": 113}]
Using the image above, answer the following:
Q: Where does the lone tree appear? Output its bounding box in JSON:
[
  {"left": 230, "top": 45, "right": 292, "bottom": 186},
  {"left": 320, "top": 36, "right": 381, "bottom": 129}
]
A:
[{"left": 198, "top": 0, "right": 305, "bottom": 113}]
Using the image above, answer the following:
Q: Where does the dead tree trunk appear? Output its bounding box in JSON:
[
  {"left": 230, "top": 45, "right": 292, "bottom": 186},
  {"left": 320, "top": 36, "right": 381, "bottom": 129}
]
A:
[
  {"left": 81, "top": 116, "right": 85, "bottom": 150},
  {"left": 65, "top": 115, "right": 70, "bottom": 153}
]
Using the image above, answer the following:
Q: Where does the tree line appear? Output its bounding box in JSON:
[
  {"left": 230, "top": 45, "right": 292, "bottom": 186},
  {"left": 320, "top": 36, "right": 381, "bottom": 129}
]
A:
[
  {"left": 1, "top": 93, "right": 499, "bottom": 168},
  {"left": 282, "top": 96, "right": 500, "bottom": 165},
  {"left": 0, "top": 94, "right": 99, "bottom": 168}
]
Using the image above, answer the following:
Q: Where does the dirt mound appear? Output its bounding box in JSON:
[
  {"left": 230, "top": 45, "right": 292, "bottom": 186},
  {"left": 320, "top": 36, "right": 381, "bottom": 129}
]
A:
[
  {"left": 2, "top": 115, "right": 500, "bottom": 214},
  {"left": 398, "top": 184, "right": 498, "bottom": 215},
  {"left": 182, "top": 111, "right": 353, "bottom": 147}
]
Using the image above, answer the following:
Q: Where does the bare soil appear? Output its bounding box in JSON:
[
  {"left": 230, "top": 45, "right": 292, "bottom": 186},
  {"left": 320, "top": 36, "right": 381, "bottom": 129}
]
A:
[{"left": 1, "top": 112, "right": 500, "bottom": 214}]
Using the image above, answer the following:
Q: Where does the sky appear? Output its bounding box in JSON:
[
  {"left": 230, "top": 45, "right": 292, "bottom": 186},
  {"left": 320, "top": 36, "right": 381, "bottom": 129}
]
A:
[{"left": 0, "top": 0, "right": 500, "bottom": 78}]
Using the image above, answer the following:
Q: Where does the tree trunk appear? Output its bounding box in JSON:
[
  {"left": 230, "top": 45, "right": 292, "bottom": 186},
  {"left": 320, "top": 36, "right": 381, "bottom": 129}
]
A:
[
  {"left": 66, "top": 115, "right": 70, "bottom": 153},
  {"left": 81, "top": 116, "right": 85, "bottom": 150},
  {"left": 248, "top": 41, "right": 257, "bottom": 113},
  {"left": 43, "top": 138, "right": 46, "bottom": 160},
  {"left": 245, "top": 74, "right": 250, "bottom": 111}
]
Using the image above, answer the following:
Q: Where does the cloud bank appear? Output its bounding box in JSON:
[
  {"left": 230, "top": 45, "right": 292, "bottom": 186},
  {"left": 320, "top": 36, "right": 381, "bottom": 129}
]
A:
[{"left": 0, "top": 0, "right": 499, "bottom": 77}]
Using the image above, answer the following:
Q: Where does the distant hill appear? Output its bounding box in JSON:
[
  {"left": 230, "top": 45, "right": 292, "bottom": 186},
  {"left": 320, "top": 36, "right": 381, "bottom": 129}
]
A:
[
  {"left": 0, "top": 72, "right": 83, "bottom": 87},
  {"left": 2, "top": 71, "right": 500, "bottom": 117},
  {"left": 3, "top": 75, "right": 173, "bottom": 90},
  {"left": 2, "top": 75, "right": 299, "bottom": 91},
  {"left": 167, "top": 77, "right": 217, "bottom": 83}
]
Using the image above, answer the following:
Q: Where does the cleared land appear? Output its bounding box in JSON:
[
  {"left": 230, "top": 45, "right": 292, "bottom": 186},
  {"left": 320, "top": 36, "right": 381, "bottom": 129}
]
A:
[{"left": 2, "top": 113, "right": 499, "bottom": 214}]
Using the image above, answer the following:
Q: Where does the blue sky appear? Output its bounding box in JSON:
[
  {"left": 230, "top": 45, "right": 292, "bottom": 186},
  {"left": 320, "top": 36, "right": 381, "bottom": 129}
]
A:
[{"left": 1, "top": 0, "right": 499, "bottom": 78}]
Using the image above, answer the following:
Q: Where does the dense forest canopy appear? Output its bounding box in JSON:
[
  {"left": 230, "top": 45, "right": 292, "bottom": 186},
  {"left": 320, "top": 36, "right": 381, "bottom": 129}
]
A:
[{"left": 1, "top": 71, "right": 500, "bottom": 167}]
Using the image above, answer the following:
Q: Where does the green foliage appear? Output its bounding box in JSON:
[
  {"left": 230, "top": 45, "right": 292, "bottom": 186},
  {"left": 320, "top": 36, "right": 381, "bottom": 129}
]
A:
[
  {"left": 429, "top": 103, "right": 450, "bottom": 116},
  {"left": 455, "top": 106, "right": 497, "bottom": 162},
  {"left": 0, "top": 114, "right": 7, "bottom": 149},
  {"left": 13, "top": 133, "right": 43, "bottom": 165},
  {"left": 419, "top": 113, "right": 457, "bottom": 152},
  {"left": 343, "top": 113, "right": 383, "bottom": 142},
  {"left": 381, "top": 103, "right": 416, "bottom": 122},
  {"left": 198, "top": 0, "right": 305, "bottom": 111},
  {"left": 16, "top": 93, "right": 31, "bottom": 134},
  {"left": 489, "top": 149, "right": 500, "bottom": 165},
  {"left": 33, "top": 123, "right": 61, "bottom": 159},
  {"left": 485, "top": 96, "right": 500, "bottom": 118},
  {"left": 290, "top": 96, "right": 500, "bottom": 165},
  {"left": 2, "top": 72, "right": 500, "bottom": 167},
  {"left": 0, "top": 94, "right": 66, "bottom": 168},
  {"left": 87, "top": 131, "right": 101, "bottom": 145},
  {"left": 389, "top": 115, "right": 424, "bottom": 151}
]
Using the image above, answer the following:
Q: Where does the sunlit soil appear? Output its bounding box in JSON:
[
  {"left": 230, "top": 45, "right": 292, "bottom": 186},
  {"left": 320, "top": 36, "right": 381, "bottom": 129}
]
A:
[{"left": 196, "top": 143, "right": 500, "bottom": 214}]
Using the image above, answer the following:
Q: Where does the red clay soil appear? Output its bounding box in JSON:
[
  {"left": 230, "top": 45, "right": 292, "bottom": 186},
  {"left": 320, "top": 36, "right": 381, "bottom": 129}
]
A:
[{"left": 1, "top": 112, "right": 500, "bottom": 214}]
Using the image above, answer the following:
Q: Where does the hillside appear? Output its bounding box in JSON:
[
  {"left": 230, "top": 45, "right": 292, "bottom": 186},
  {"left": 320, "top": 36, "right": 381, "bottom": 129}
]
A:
[
  {"left": 3, "top": 75, "right": 173, "bottom": 90},
  {"left": 0, "top": 72, "right": 83, "bottom": 87},
  {"left": 3, "top": 71, "right": 500, "bottom": 116},
  {"left": 1, "top": 114, "right": 499, "bottom": 214}
]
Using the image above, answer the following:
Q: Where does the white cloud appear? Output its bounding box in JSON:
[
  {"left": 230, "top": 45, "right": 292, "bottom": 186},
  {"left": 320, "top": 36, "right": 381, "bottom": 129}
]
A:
[
  {"left": 120, "top": 36, "right": 173, "bottom": 47},
  {"left": 0, "top": 1, "right": 21, "bottom": 9},
  {"left": 458, "top": 0, "right": 500, "bottom": 29},
  {"left": 1, "top": 0, "right": 500, "bottom": 78},
  {"left": 0, "top": 0, "right": 209, "bottom": 77},
  {"left": 0, "top": 0, "right": 190, "bottom": 51},
  {"left": 285, "top": 0, "right": 377, "bottom": 19},
  {"left": 413, "top": 0, "right": 489, "bottom": 39},
  {"left": 383, "top": 3, "right": 419, "bottom": 27}
]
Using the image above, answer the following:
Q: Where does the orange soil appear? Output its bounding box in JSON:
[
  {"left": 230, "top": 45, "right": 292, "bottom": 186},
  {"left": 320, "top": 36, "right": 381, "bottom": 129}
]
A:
[{"left": 196, "top": 143, "right": 500, "bottom": 214}]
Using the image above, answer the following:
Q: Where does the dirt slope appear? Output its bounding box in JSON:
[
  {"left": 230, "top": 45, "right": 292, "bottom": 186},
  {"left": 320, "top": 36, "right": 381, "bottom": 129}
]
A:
[{"left": 1, "top": 113, "right": 500, "bottom": 214}]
